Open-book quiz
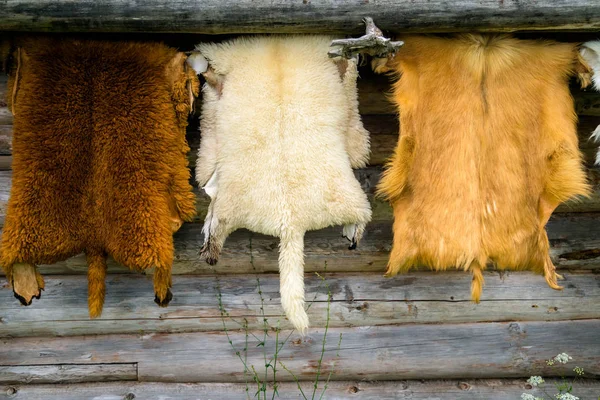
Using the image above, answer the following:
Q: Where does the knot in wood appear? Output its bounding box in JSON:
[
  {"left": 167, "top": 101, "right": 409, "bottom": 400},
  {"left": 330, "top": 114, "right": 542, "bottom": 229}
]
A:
[{"left": 348, "top": 385, "right": 360, "bottom": 393}]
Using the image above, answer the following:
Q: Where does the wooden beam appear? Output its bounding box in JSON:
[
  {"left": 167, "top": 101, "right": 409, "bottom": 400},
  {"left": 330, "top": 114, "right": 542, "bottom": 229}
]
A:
[
  {"left": 1, "top": 1, "right": 600, "bottom": 33},
  {"left": 3, "top": 379, "right": 600, "bottom": 400},
  {"left": 1, "top": 320, "right": 599, "bottom": 382},
  {"left": 1, "top": 211, "right": 600, "bottom": 275},
  {"left": 2, "top": 115, "right": 598, "bottom": 170},
  {"left": 0, "top": 364, "right": 137, "bottom": 384},
  {"left": 0, "top": 272, "right": 598, "bottom": 337}
]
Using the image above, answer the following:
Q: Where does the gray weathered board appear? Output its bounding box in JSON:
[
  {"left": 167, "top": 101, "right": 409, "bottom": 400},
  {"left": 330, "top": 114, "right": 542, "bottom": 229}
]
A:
[
  {"left": 1, "top": 320, "right": 599, "bottom": 382},
  {"left": 2, "top": 379, "right": 600, "bottom": 400},
  {"left": 0, "top": 272, "right": 598, "bottom": 337},
  {"left": 1, "top": 1, "right": 600, "bottom": 33}
]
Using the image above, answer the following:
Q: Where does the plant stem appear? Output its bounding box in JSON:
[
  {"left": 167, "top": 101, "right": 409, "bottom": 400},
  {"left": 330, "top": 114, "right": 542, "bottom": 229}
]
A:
[
  {"left": 311, "top": 275, "right": 331, "bottom": 400},
  {"left": 280, "top": 362, "right": 308, "bottom": 400}
]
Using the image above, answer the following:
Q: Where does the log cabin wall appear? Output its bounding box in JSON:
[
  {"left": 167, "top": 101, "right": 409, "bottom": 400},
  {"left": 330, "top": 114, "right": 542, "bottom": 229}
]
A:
[{"left": 0, "top": 5, "right": 600, "bottom": 398}]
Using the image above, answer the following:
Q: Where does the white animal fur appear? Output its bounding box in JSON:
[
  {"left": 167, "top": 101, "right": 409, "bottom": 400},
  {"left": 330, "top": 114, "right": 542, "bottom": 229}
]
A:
[
  {"left": 580, "top": 41, "right": 600, "bottom": 164},
  {"left": 195, "top": 36, "right": 372, "bottom": 333}
]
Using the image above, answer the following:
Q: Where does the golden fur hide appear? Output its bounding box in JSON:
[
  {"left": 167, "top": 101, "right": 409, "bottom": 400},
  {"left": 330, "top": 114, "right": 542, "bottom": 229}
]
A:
[
  {"left": 1, "top": 38, "right": 198, "bottom": 317},
  {"left": 194, "top": 36, "right": 372, "bottom": 333},
  {"left": 374, "top": 34, "right": 590, "bottom": 301}
]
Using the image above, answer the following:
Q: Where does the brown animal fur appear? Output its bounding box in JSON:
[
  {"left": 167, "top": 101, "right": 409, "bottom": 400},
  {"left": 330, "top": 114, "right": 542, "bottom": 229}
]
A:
[
  {"left": 0, "top": 38, "right": 198, "bottom": 317},
  {"left": 375, "top": 34, "right": 590, "bottom": 301}
]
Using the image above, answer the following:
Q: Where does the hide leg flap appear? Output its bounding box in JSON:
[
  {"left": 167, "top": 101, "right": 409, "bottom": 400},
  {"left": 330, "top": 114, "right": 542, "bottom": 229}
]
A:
[
  {"left": 342, "top": 222, "right": 366, "bottom": 250},
  {"left": 279, "top": 230, "right": 309, "bottom": 334},
  {"left": 469, "top": 260, "right": 485, "bottom": 303},
  {"left": 87, "top": 249, "right": 108, "bottom": 318},
  {"left": 199, "top": 213, "right": 230, "bottom": 266},
  {"left": 539, "top": 196, "right": 564, "bottom": 290},
  {"left": 199, "top": 172, "right": 229, "bottom": 266},
  {"left": 154, "top": 266, "right": 173, "bottom": 307},
  {"left": 11, "top": 263, "right": 44, "bottom": 306}
]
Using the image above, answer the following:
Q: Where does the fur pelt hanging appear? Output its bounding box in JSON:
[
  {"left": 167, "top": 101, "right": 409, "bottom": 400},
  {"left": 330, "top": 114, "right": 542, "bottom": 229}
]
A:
[
  {"left": 373, "top": 34, "right": 590, "bottom": 301},
  {"left": 193, "top": 36, "right": 372, "bottom": 333},
  {"left": 0, "top": 38, "right": 198, "bottom": 317},
  {"left": 579, "top": 40, "right": 600, "bottom": 163}
]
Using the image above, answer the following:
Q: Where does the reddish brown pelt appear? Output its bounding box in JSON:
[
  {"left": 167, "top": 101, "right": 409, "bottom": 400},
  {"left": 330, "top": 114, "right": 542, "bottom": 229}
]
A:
[
  {"left": 0, "top": 38, "right": 198, "bottom": 317},
  {"left": 374, "top": 34, "right": 590, "bottom": 301}
]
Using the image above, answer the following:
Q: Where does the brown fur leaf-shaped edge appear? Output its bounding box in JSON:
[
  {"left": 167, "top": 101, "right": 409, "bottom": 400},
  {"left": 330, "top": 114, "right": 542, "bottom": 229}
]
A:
[
  {"left": 375, "top": 34, "right": 590, "bottom": 302},
  {"left": 0, "top": 38, "right": 198, "bottom": 316}
]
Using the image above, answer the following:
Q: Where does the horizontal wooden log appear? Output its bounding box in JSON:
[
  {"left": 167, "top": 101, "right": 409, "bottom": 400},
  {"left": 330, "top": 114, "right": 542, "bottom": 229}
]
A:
[
  {"left": 3, "top": 379, "right": 600, "bottom": 400},
  {"left": 0, "top": 364, "right": 137, "bottom": 384},
  {"left": 1, "top": 320, "right": 598, "bottom": 382},
  {"left": 2, "top": 211, "right": 600, "bottom": 275},
  {"left": 0, "top": 272, "right": 598, "bottom": 337},
  {"left": 2, "top": 114, "right": 598, "bottom": 170},
  {"left": 1, "top": 1, "right": 600, "bottom": 33}
]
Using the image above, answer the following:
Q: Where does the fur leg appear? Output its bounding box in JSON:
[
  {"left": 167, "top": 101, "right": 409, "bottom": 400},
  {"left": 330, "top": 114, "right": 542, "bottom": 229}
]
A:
[
  {"left": 154, "top": 266, "right": 173, "bottom": 307},
  {"left": 538, "top": 196, "right": 563, "bottom": 291},
  {"left": 199, "top": 209, "right": 230, "bottom": 266},
  {"left": 279, "top": 231, "right": 309, "bottom": 334},
  {"left": 169, "top": 216, "right": 183, "bottom": 233},
  {"left": 343, "top": 222, "right": 366, "bottom": 250},
  {"left": 87, "top": 250, "right": 108, "bottom": 318},
  {"left": 470, "top": 261, "right": 485, "bottom": 303},
  {"left": 11, "top": 263, "right": 44, "bottom": 306}
]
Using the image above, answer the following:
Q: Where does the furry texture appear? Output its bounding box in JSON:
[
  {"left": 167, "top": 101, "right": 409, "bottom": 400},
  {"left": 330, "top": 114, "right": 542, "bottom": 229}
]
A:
[
  {"left": 195, "top": 36, "right": 372, "bottom": 333},
  {"left": 374, "top": 34, "right": 590, "bottom": 301},
  {"left": 579, "top": 41, "right": 600, "bottom": 164},
  {"left": 1, "top": 38, "right": 198, "bottom": 317}
]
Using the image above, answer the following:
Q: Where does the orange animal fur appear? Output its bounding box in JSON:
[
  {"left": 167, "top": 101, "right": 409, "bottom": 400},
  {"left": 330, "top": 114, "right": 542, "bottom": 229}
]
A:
[
  {"left": 375, "top": 34, "right": 590, "bottom": 301},
  {"left": 0, "top": 38, "right": 198, "bottom": 317}
]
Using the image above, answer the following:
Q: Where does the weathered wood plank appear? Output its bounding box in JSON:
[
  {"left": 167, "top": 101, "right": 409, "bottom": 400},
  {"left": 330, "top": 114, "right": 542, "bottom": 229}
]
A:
[
  {"left": 0, "top": 364, "right": 137, "bottom": 384},
  {"left": 0, "top": 74, "right": 598, "bottom": 126},
  {"left": 1, "top": 1, "right": 600, "bottom": 33},
  {"left": 0, "top": 272, "right": 598, "bottom": 337},
  {"left": 2, "top": 212, "right": 600, "bottom": 275},
  {"left": 1, "top": 320, "right": 598, "bottom": 382},
  {"left": 1, "top": 114, "right": 597, "bottom": 170},
  {"left": 3, "top": 379, "right": 600, "bottom": 400}
]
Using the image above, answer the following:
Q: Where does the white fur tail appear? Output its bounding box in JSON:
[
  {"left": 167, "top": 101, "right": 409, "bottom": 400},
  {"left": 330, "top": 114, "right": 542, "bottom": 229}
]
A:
[{"left": 279, "top": 230, "right": 309, "bottom": 334}]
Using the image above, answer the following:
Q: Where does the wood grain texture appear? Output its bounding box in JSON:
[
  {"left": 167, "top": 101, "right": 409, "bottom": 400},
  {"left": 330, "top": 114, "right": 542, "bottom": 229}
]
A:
[
  {"left": 1, "top": 1, "right": 600, "bottom": 33},
  {"left": 1, "top": 320, "right": 599, "bottom": 382},
  {"left": 3, "top": 115, "right": 599, "bottom": 170},
  {"left": 0, "top": 272, "right": 598, "bottom": 337},
  {"left": 2, "top": 212, "right": 600, "bottom": 275},
  {"left": 0, "top": 364, "right": 137, "bottom": 384},
  {"left": 2, "top": 379, "right": 600, "bottom": 400},
  {"left": 0, "top": 197, "right": 600, "bottom": 274}
]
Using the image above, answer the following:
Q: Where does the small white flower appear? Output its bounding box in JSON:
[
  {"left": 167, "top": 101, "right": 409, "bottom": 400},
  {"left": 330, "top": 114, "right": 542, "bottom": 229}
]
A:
[
  {"left": 555, "top": 393, "right": 579, "bottom": 400},
  {"left": 553, "top": 353, "right": 572, "bottom": 364},
  {"left": 521, "top": 394, "right": 536, "bottom": 400},
  {"left": 527, "top": 376, "right": 545, "bottom": 386},
  {"left": 573, "top": 366, "right": 584, "bottom": 376}
]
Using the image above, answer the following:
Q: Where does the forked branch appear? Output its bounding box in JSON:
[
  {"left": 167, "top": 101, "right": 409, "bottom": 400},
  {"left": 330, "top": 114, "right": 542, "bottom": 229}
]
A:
[{"left": 328, "top": 17, "right": 403, "bottom": 59}]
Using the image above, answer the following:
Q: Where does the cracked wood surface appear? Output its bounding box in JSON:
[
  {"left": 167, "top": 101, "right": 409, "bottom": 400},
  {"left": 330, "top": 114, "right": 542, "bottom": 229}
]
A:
[
  {"left": 2, "top": 379, "right": 600, "bottom": 399},
  {"left": 2, "top": 212, "right": 600, "bottom": 275},
  {"left": 0, "top": 320, "right": 598, "bottom": 382},
  {"left": 0, "top": 272, "right": 598, "bottom": 337},
  {"left": 1, "top": 1, "right": 600, "bottom": 34}
]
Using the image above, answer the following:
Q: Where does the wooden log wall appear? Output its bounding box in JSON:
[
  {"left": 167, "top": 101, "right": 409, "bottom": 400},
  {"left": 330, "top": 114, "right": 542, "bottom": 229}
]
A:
[
  {"left": 1, "top": 33, "right": 600, "bottom": 399},
  {"left": 1, "top": 0, "right": 600, "bottom": 33}
]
